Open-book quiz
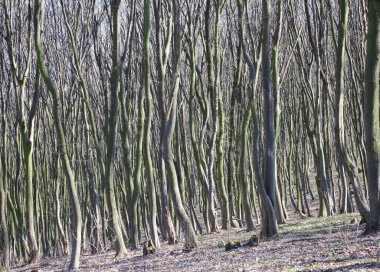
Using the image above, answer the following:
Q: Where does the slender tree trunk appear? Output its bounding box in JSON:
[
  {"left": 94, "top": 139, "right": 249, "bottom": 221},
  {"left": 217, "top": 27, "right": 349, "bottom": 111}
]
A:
[
  {"left": 162, "top": 0, "right": 198, "bottom": 250},
  {"left": 84, "top": 110, "right": 102, "bottom": 253},
  {"left": 142, "top": 0, "right": 160, "bottom": 249},
  {"left": 261, "top": 0, "right": 278, "bottom": 237},
  {"left": 237, "top": 0, "right": 255, "bottom": 231},
  {"left": 34, "top": 0, "right": 82, "bottom": 268},
  {"left": 205, "top": 0, "right": 225, "bottom": 230},
  {"left": 240, "top": 108, "right": 255, "bottom": 231},
  {"left": 0, "top": 106, "right": 9, "bottom": 268},
  {"left": 272, "top": 0, "right": 287, "bottom": 224},
  {"left": 152, "top": 0, "right": 177, "bottom": 244},
  {"left": 364, "top": 0, "right": 380, "bottom": 234},
  {"left": 60, "top": 0, "right": 105, "bottom": 250},
  {"left": 212, "top": 1, "right": 229, "bottom": 230},
  {"left": 4, "top": 1, "right": 39, "bottom": 261},
  {"left": 103, "top": 0, "right": 128, "bottom": 257},
  {"left": 335, "top": 0, "right": 370, "bottom": 222}
]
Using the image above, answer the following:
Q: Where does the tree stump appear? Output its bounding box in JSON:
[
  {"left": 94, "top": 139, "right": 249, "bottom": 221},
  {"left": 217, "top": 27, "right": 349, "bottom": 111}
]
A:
[
  {"left": 143, "top": 240, "right": 156, "bottom": 256},
  {"left": 247, "top": 234, "right": 260, "bottom": 247},
  {"left": 225, "top": 240, "right": 242, "bottom": 251}
]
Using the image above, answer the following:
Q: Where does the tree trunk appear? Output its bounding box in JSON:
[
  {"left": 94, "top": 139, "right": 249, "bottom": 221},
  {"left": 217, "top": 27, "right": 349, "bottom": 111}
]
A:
[
  {"left": 334, "top": 0, "right": 370, "bottom": 222},
  {"left": 364, "top": 0, "right": 380, "bottom": 233},
  {"left": 34, "top": 0, "right": 82, "bottom": 268},
  {"left": 142, "top": 0, "right": 160, "bottom": 249},
  {"left": 162, "top": 0, "right": 198, "bottom": 250},
  {"left": 104, "top": 0, "right": 128, "bottom": 257},
  {"left": 261, "top": 0, "right": 279, "bottom": 237},
  {"left": 0, "top": 108, "right": 9, "bottom": 268}
]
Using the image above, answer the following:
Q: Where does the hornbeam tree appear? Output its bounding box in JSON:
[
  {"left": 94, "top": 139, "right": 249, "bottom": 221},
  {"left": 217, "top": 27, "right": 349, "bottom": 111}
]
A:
[
  {"left": 364, "top": 0, "right": 380, "bottom": 234},
  {"left": 34, "top": 0, "right": 82, "bottom": 269}
]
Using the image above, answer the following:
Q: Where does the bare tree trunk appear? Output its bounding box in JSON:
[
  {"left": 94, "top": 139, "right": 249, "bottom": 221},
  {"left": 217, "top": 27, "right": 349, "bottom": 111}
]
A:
[
  {"left": 261, "top": 0, "right": 279, "bottom": 238},
  {"left": 104, "top": 0, "right": 128, "bottom": 257},
  {"left": 162, "top": 0, "right": 198, "bottom": 250},
  {"left": 4, "top": 0, "right": 39, "bottom": 262},
  {"left": 0, "top": 95, "right": 9, "bottom": 268},
  {"left": 237, "top": 0, "right": 255, "bottom": 231},
  {"left": 152, "top": 0, "right": 177, "bottom": 244},
  {"left": 364, "top": 0, "right": 380, "bottom": 234},
  {"left": 34, "top": 0, "right": 82, "bottom": 268},
  {"left": 142, "top": 0, "right": 160, "bottom": 249},
  {"left": 272, "top": 0, "right": 287, "bottom": 224},
  {"left": 334, "top": 0, "right": 370, "bottom": 222}
]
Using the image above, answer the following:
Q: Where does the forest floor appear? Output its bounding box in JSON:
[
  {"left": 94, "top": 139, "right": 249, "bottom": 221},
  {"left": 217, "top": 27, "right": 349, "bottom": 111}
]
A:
[{"left": 11, "top": 212, "right": 380, "bottom": 272}]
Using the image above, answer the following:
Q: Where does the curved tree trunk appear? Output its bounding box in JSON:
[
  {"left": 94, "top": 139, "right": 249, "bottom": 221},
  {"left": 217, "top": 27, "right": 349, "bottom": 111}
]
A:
[
  {"left": 152, "top": 0, "right": 177, "bottom": 244},
  {"left": 104, "top": 0, "right": 128, "bottom": 257},
  {"left": 59, "top": 0, "right": 105, "bottom": 252},
  {"left": 34, "top": 0, "right": 82, "bottom": 268},
  {"left": 4, "top": 1, "right": 39, "bottom": 261},
  {"left": 237, "top": 0, "right": 256, "bottom": 232},
  {"left": 142, "top": 0, "right": 160, "bottom": 249},
  {"left": 162, "top": 0, "right": 198, "bottom": 250},
  {"left": 334, "top": 0, "right": 370, "bottom": 222}
]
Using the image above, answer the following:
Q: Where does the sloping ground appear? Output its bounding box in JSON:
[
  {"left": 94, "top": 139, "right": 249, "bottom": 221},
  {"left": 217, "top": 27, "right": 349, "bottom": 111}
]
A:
[{"left": 11, "top": 213, "right": 380, "bottom": 272}]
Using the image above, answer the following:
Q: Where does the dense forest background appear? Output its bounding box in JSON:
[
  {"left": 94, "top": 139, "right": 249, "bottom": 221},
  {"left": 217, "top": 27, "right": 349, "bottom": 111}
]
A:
[{"left": 1, "top": 0, "right": 380, "bottom": 270}]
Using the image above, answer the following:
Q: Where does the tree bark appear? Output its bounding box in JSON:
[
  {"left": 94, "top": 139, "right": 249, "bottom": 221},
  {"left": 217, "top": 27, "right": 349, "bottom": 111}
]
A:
[
  {"left": 34, "top": 0, "right": 82, "bottom": 268},
  {"left": 364, "top": 0, "right": 380, "bottom": 233},
  {"left": 162, "top": 0, "right": 198, "bottom": 250},
  {"left": 261, "top": 0, "right": 279, "bottom": 237},
  {"left": 142, "top": 0, "right": 160, "bottom": 249},
  {"left": 334, "top": 0, "right": 370, "bottom": 222},
  {"left": 105, "top": 0, "right": 128, "bottom": 257}
]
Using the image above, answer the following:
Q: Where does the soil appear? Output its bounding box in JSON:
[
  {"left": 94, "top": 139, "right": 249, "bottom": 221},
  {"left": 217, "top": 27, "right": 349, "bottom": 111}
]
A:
[{"left": 10, "top": 211, "right": 380, "bottom": 272}]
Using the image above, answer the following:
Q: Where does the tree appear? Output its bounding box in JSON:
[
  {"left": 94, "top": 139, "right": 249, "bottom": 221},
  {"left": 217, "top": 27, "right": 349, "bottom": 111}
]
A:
[
  {"left": 334, "top": 0, "right": 370, "bottom": 222},
  {"left": 142, "top": 0, "right": 160, "bottom": 248},
  {"left": 104, "top": 0, "right": 128, "bottom": 257},
  {"left": 1, "top": 0, "right": 378, "bottom": 268},
  {"left": 0, "top": 66, "right": 9, "bottom": 268},
  {"left": 162, "top": 0, "right": 198, "bottom": 250},
  {"left": 152, "top": 0, "right": 177, "bottom": 243},
  {"left": 4, "top": 0, "right": 39, "bottom": 262},
  {"left": 259, "top": 0, "right": 279, "bottom": 237},
  {"left": 363, "top": 0, "right": 380, "bottom": 234},
  {"left": 34, "top": 0, "right": 82, "bottom": 268},
  {"left": 237, "top": 0, "right": 256, "bottom": 231}
]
